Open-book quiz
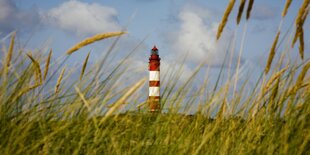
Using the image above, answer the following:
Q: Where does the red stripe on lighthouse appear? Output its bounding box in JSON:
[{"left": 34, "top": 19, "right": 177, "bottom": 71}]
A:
[{"left": 149, "top": 81, "right": 160, "bottom": 87}]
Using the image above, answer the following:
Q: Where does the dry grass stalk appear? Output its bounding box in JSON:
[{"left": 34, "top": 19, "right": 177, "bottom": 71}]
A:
[
  {"left": 291, "top": 28, "right": 300, "bottom": 48},
  {"left": 296, "top": 0, "right": 309, "bottom": 26},
  {"left": 55, "top": 67, "right": 66, "bottom": 94},
  {"left": 237, "top": 0, "right": 246, "bottom": 24},
  {"left": 264, "top": 66, "right": 288, "bottom": 91},
  {"left": 3, "top": 32, "right": 16, "bottom": 76},
  {"left": 265, "top": 32, "right": 281, "bottom": 74},
  {"left": 136, "top": 102, "right": 147, "bottom": 108},
  {"left": 100, "top": 78, "right": 146, "bottom": 124},
  {"left": 272, "top": 79, "right": 280, "bottom": 99},
  {"left": 292, "top": 9, "right": 308, "bottom": 47},
  {"left": 298, "top": 28, "right": 304, "bottom": 60},
  {"left": 295, "top": 61, "right": 310, "bottom": 88},
  {"left": 75, "top": 87, "right": 91, "bottom": 109},
  {"left": 288, "top": 61, "right": 310, "bottom": 95},
  {"left": 268, "top": 78, "right": 280, "bottom": 111},
  {"left": 14, "top": 83, "right": 41, "bottom": 101},
  {"left": 44, "top": 49, "right": 52, "bottom": 80},
  {"left": 80, "top": 52, "right": 90, "bottom": 80},
  {"left": 26, "top": 53, "right": 42, "bottom": 84},
  {"left": 66, "top": 32, "right": 126, "bottom": 55},
  {"left": 6, "top": 32, "right": 16, "bottom": 67},
  {"left": 217, "top": 0, "right": 236, "bottom": 40},
  {"left": 300, "top": 82, "right": 310, "bottom": 89},
  {"left": 75, "top": 86, "right": 99, "bottom": 130},
  {"left": 282, "top": 0, "right": 292, "bottom": 17},
  {"left": 217, "top": 99, "right": 227, "bottom": 119},
  {"left": 246, "top": 0, "right": 254, "bottom": 20},
  {"left": 292, "top": 0, "right": 309, "bottom": 47}
]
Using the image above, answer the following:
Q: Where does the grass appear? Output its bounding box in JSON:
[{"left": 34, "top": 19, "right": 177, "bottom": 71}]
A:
[{"left": 0, "top": 3, "right": 310, "bottom": 154}]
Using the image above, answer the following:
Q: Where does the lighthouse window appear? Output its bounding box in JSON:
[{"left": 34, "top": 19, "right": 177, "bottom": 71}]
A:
[{"left": 151, "top": 50, "right": 158, "bottom": 55}]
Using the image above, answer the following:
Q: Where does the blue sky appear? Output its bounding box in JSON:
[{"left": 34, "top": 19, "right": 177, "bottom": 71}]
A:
[{"left": 0, "top": 0, "right": 309, "bottom": 88}]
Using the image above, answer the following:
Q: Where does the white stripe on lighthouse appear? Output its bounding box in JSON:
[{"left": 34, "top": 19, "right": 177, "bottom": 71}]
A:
[
  {"left": 149, "top": 87, "right": 160, "bottom": 96},
  {"left": 149, "top": 71, "right": 160, "bottom": 81}
]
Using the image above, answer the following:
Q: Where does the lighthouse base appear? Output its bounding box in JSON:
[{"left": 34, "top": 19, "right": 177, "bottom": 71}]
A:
[{"left": 148, "top": 97, "right": 160, "bottom": 112}]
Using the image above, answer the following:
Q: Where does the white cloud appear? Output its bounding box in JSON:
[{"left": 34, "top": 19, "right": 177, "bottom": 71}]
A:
[
  {"left": 167, "top": 5, "right": 234, "bottom": 66},
  {"left": 42, "top": 1, "right": 121, "bottom": 36},
  {"left": 0, "top": 0, "right": 13, "bottom": 20}
]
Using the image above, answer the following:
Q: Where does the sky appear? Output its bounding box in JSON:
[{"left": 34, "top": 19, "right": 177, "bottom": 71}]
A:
[{"left": 0, "top": 0, "right": 309, "bottom": 93}]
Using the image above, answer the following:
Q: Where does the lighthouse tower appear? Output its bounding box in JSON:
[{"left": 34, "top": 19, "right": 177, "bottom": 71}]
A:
[{"left": 148, "top": 46, "right": 161, "bottom": 112}]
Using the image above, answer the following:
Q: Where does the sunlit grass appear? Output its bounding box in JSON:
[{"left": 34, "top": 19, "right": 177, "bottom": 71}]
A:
[
  {"left": 0, "top": 29, "right": 309, "bottom": 154},
  {"left": 1, "top": 1, "right": 310, "bottom": 151}
]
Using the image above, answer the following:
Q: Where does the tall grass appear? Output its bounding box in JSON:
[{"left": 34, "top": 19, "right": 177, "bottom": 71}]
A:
[{"left": 0, "top": 5, "right": 309, "bottom": 155}]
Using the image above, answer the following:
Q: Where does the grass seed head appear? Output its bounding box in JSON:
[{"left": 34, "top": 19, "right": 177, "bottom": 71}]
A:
[
  {"left": 264, "top": 66, "right": 288, "bottom": 92},
  {"left": 282, "top": 0, "right": 292, "bottom": 17},
  {"left": 292, "top": 0, "right": 309, "bottom": 48},
  {"left": 237, "top": 0, "right": 246, "bottom": 24},
  {"left": 296, "top": 0, "right": 309, "bottom": 26},
  {"left": 265, "top": 32, "right": 281, "bottom": 74},
  {"left": 80, "top": 52, "right": 90, "bottom": 81},
  {"left": 6, "top": 32, "right": 16, "bottom": 68},
  {"left": 292, "top": 27, "right": 301, "bottom": 48},
  {"left": 217, "top": 0, "right": 236, "bottom": 40},
  {"left": 296, "top": 61, "right": 310, "bottom": 88},
  {"left": 26, "top": 53, "right": 42, "bottom": 84},
  {"left": 66, "top": 32, "right": 126, "bottom": 55},
  {"left": 44, "top": 49, "right": 53, "bottom": 80},
  {"left": 246, "top": 0, "right": 254, "bottom": 20},
  {"left": 55, "top": 67, "right": 66, "bottom": 94},
  {"left": 298, "top": 28, "right": 305, "bottom": 60},
  {"left": 3, "top": 32, "right": 16, "bottom": 77}
]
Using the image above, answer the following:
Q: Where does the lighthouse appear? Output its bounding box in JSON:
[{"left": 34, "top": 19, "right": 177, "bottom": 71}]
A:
[{"left": 148, "top": 46, "right": 161, "bottom": 112}]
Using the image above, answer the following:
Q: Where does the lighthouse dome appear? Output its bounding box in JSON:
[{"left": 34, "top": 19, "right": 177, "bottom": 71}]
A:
[{"left": 151, "top": 45, "right": 158, "bottom": 55}]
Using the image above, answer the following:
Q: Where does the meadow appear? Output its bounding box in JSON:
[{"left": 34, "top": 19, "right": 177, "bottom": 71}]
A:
[{"left": 0, "top": 0, "right": 309, "bottom": 154}]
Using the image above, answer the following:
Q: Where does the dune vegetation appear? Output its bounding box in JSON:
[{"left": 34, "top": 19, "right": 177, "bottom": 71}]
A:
[{"left": 0, "top": 0, "right": 309, "bottom": 154}]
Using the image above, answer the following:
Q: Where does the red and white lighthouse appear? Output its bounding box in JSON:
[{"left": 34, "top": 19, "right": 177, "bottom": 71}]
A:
[{"left": 148, "top": 46, "right": 161, "bottom": 112}]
